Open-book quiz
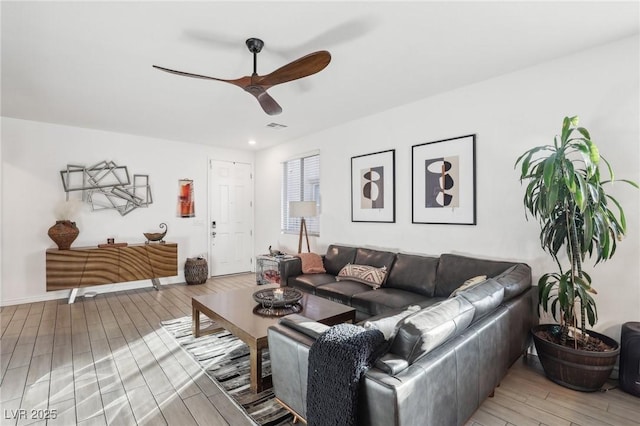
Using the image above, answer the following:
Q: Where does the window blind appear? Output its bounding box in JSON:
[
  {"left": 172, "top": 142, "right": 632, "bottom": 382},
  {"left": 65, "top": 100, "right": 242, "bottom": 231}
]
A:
[{"left": 281, "top": 154, "right": 320, "bottom": 235}]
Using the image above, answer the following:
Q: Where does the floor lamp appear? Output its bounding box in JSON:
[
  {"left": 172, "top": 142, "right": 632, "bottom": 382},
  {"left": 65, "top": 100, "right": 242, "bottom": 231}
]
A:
[{"left": 289, "top": 201, "right": 317, "bottom": 253}]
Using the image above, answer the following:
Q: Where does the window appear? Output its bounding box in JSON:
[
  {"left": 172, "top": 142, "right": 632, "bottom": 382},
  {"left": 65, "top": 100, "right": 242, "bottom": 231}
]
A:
[{"left": 281, "top": 154, "right": 320, "bottom": 235}]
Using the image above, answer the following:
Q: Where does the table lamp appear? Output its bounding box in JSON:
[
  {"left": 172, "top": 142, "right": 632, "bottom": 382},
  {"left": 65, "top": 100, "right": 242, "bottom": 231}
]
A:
[{"left": 289, "top": 201, "right": 317, "bottom": 253}]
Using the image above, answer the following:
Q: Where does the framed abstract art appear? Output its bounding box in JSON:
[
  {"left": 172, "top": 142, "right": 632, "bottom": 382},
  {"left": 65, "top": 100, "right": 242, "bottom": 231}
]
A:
[
  {"left": 412, "top": 134, "right": 476, "bottom": 225},
  {"left": 178, "top": 178, "right": 195, "bottom": 217},
  {"left": 351, "top": 149, "right": 396, "bottom": 223}
]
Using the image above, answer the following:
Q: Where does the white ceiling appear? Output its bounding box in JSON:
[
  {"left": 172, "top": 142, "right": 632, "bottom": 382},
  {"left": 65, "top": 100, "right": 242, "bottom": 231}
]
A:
[{"left": 2, "top": 1, "right": 638, "bottom": 150}]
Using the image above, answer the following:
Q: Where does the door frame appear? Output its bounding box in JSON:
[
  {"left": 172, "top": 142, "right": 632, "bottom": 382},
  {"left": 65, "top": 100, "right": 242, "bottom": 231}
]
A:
[{"left": 207, "top": 158, "right": 255, "bottom": 277}]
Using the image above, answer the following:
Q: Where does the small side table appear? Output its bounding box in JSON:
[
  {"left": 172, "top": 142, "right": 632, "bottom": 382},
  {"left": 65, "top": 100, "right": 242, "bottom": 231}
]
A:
[{"left": 256, "top": 254, "right": 297, "bottom": 285}]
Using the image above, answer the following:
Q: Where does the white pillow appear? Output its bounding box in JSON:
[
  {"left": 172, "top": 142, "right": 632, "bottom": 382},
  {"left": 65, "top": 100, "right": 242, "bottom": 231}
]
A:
[
  {"left": 449, "top": 275, "right": 487, "bottom": 297},
  {"left": 363, "top": 305, "right": 421, "bottom": 340}
]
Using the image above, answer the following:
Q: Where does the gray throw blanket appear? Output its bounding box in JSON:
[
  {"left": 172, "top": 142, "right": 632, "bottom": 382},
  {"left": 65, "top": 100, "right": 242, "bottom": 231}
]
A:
[{"left": 307, "top": 323, "right": 386, "bottom": 426}]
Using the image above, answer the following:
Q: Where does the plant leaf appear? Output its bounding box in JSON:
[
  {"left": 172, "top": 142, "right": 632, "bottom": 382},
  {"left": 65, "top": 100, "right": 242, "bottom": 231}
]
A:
[
  {"left": 577, "top": 126, "right": 591, "bottom": 140},
  {"left": 589, "top": 142, "right": 600, "bottom": 164},
  {"left": 585, "top": 298, "right": 597, "bottom": 326},
  {"left": 569, "top": 116, "right": 579, "bottom": 127},
  {"left": 543, "top": 155, "right": 556, "bottom": 188},
  {"left": 561, "top": 116, "right": 572, "bottom": 143}
]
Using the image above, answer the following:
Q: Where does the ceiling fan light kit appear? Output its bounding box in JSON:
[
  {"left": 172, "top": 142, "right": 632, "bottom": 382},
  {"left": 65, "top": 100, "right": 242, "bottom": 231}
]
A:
[{"left": 153, "top": 38, "right": 331, "bottom": 115}]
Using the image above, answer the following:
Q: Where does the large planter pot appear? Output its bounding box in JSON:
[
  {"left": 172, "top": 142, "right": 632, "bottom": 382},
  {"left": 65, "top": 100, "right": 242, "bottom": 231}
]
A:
[
  {"left": 48, "top": 220, "right": 79, "bottom": 250},
  {"left": 532, "top": 324, "right": 620, "bottom": 392}
]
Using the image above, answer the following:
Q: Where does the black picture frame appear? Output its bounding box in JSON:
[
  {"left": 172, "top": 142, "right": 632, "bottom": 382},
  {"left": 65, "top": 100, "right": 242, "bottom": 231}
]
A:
[
  {"left": 412, "top": 134, "right": 476, "bottom": 225},
  {"left": 351, "top": 149, "right": 396, "bottom": 223}
]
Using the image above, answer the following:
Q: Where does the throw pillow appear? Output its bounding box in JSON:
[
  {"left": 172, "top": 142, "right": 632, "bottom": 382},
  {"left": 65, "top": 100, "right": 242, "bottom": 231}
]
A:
[
  {"left": 363, "top": 305, "right": 421, "bottom": 340},
  {"left": 449, "top": 274, "right": 487, "bottom": 297},
  {"left": 297, "top": 252, "right": 326, "bottom": 274},
  {"left": 336, "top": 263, "right": 388, "bottom": 289}
]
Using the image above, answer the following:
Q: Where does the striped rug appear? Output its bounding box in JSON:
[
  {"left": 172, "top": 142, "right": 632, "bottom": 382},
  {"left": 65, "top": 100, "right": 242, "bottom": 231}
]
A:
[{"left": 161, "top": 316, "right": 293, "bottom": 426}]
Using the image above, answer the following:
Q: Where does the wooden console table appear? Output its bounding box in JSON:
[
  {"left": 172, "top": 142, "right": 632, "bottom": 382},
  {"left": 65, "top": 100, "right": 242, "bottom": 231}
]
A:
[{"left": 46, "top": 242, "right": 178, "bottom": 303}]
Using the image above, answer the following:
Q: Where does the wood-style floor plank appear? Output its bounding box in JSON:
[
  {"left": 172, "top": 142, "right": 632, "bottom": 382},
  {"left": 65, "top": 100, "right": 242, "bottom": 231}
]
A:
[
  {"left": 1, "top": 273, "right": 638, "bottom": 426},
  {"left": 101, "top": 387, "right": 137, "bottom": 425}
]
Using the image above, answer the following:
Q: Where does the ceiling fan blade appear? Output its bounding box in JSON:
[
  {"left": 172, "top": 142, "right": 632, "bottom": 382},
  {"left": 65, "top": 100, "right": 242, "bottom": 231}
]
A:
[
  {"left": 257, "top": 51, "right": 331, "bottom": 87},
  {"left": 245, "top": 86, "right": 282, "bottom": 115},
  {"left": 152, "top": 65, "right": 250, "bottom": 89},
  {"left": 257, "top": 92, "right": 283, "bottom": 115}
]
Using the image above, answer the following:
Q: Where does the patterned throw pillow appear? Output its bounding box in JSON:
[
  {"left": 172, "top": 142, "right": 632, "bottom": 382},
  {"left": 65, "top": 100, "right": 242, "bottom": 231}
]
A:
[
  {"left": 336, "top": 263, "right": 388, "bottom": 289},
  {"left": 297, "top": 253, "right": 326, "bottom": 274}
]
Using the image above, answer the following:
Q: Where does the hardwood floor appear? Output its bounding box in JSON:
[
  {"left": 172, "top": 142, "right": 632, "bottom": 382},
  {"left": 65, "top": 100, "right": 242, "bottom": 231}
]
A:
[{"left": 1, "top": 274, "right": 638, "bottom": 426}]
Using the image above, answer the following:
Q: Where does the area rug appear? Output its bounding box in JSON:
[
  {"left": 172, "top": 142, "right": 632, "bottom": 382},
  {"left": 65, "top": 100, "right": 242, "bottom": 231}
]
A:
[{"left": 160, "top": 316, "right": 293, "bottom": 426}]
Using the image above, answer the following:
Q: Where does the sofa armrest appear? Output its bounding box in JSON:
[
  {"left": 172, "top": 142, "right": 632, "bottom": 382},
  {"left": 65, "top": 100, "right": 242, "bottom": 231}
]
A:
[
  {"left": 268, "top": 315, "right": 327, "bottom": 421},
  {"left": 280, "top": 257, "right": 303, "bottom": 286},
  {"left": 278, "top": 314, "right": 330, "bottom": 339}
]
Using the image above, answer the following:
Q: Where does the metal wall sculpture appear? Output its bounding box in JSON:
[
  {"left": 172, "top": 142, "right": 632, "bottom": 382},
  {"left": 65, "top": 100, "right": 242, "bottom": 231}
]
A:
[{"left": 60, "top": 161, "right": 152, "bottom": 216}]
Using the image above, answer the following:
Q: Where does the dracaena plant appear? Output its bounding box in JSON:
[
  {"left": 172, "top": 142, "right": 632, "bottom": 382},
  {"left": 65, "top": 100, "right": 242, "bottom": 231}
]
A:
[{"left": 515, "top": 116, "right": 637, "bottom": 347}]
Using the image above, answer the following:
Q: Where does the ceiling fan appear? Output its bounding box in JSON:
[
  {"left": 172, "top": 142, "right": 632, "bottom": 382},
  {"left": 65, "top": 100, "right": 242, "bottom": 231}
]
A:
[{"left": 153, "top": 38, "right": 331, "bottom": 115}]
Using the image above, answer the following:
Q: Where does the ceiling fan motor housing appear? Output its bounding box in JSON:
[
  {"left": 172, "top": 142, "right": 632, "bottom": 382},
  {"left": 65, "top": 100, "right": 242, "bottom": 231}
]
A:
[{"left": 246, "top": 38, "right": 264, "bottom": 53}]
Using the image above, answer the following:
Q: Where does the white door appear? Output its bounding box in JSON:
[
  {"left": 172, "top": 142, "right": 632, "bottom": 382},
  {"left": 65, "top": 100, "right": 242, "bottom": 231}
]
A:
[{"left": 209, "top": 160, "right": 253, "bottom": 276}]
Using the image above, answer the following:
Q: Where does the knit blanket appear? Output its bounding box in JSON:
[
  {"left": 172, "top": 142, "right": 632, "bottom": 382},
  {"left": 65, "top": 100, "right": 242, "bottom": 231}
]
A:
[{"left": 306, "top": 323, "right": 386, "bottom": 426}]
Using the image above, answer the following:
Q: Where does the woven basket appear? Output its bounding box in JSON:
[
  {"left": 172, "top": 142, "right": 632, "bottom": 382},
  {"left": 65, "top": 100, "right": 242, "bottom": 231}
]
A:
[{"left": 185, "top": 257, "right": 208, "bottom": 285}]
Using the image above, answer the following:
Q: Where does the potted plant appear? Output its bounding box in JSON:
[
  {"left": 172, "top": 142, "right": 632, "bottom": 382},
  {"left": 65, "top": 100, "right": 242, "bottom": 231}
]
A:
[{"left": 515, "top": 116, "right": 637, "bottom": 391}]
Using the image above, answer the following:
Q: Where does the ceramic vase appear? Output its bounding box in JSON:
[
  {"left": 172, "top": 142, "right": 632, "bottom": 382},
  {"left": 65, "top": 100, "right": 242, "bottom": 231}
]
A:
[{"left": 48, "top": 220, "right": 79, "bottom": 250}]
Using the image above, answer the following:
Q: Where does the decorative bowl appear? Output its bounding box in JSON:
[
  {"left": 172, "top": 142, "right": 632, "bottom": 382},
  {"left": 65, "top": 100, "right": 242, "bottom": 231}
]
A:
[
  {"left": 253, "top": 287, "right": 303, "bottom": 308},
  {"left": 144, "top": 222, "right": 167, "bottom": 243}
]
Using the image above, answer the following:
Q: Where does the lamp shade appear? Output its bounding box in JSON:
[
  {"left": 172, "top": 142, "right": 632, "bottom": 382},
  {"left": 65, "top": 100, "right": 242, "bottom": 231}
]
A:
[{"left": 289, "top": 201, "right": 317, "bottom": 218}]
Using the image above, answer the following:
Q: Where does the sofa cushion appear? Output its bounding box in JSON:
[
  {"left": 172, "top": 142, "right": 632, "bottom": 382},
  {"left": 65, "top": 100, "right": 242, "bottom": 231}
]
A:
[
  {"left": 456, "top": 278, "right": 505, "bottom": 322},
  {"left": 354, "top": 248, "right": 397, "bottom": 271},
  {"left": 289, "top": 274, "right": 336, "bottom": 294},
  {"left": 363, "top": 305, "right": 420, "bottom": 340},
  {"left": 324, "top": 245, "right": 358, "bottom": 276},
  {"left": 351, "top": 288, "right": 435, "bottom": 317},
  {"left": 337, "top": 264, "right": 388, "bottom": 289},
  {"left": 315, "top": 280, "right": 372, "bottom": 305},
  {"left": 389, "top": 297, "right": 475, "bottom": 364},
  {"left": 298, "top": 253, "right": 326, "bottom": 274},
  {"left": 492, "top": 263, "right": 532, "bottom": 301},
  {"left": 434, "top": 254, "right": 516, "bottom": 297},
  {"left": 384, "top": 253, "right": 439, "bottom": 297}
]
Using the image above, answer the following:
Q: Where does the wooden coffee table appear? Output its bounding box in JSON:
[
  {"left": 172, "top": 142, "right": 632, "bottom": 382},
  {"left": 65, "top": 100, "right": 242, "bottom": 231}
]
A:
[{"left": 192, "top": 284, "right": 355, "bottom": 393}]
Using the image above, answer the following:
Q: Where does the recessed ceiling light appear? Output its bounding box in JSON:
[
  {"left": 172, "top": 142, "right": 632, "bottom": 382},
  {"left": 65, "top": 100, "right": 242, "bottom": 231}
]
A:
[{"left": 248, "top": 140, "right": 256, "bottom": 145}]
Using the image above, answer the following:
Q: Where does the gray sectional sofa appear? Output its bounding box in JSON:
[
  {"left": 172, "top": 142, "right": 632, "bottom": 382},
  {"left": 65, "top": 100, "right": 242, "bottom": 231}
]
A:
[{"left": 268, "top": 244, "right": 537, "bottom": 425}]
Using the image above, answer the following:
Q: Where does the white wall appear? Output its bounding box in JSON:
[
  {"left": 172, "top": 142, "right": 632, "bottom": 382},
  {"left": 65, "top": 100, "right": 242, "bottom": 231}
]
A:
[
  {"left": 254, "top": 36, "right": 640, "bottom": 340},
  {"left": 1, "top": 118, "right": 254, "bottom": 305}
]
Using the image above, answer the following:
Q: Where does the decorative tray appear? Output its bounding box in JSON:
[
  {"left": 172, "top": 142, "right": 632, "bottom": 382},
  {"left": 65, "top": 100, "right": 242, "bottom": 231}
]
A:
[
  {"left": 252, "top": 287, "right": 303, "bottom": 308},
  {"left": 253, "top": 303, "right": 303, "bottom": 317}
]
